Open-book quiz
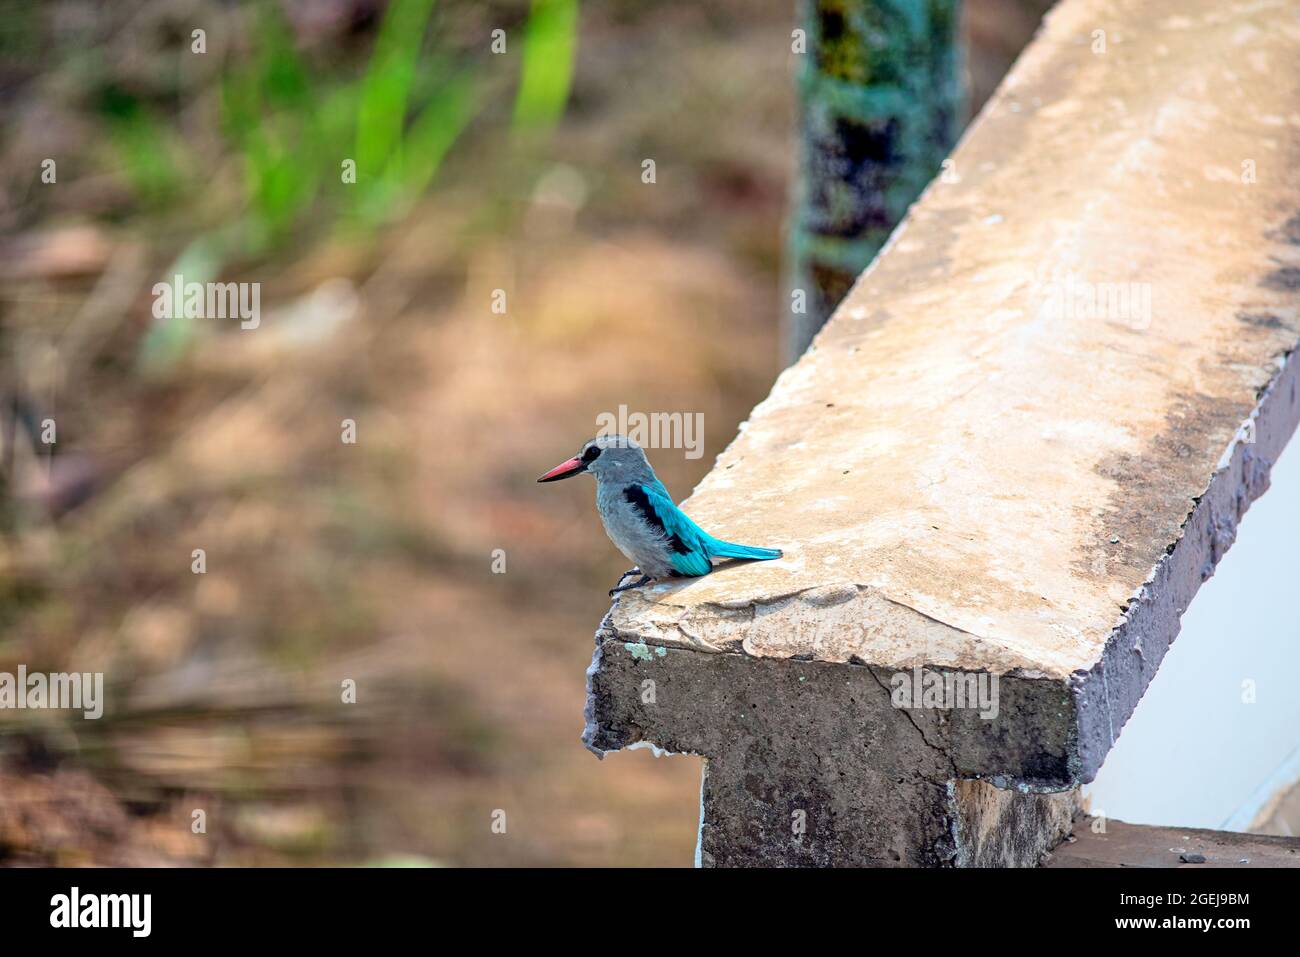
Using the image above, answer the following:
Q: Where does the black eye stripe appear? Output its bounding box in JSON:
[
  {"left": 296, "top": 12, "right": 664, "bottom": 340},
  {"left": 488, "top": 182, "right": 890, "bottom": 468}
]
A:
[{"left": 582, "top": 445, "right": 601, "bottom": 462}]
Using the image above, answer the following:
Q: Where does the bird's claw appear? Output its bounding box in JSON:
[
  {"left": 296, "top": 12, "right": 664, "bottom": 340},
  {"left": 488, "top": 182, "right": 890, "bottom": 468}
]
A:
[{"left": 609, "top": 571, "right": 652, "bottom": 597}]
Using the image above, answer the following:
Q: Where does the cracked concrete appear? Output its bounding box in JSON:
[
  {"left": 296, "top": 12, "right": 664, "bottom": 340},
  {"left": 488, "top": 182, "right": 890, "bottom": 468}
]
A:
[
  {"left": 584, "top": 638, "right": 1079, "bottom": 866},
  {"left": 585, "top": 0, "right": 1300, "bottom": 865}
]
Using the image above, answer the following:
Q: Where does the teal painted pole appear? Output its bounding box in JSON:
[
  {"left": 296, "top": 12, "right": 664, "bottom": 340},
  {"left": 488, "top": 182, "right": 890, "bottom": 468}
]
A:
[{"left": 787, "top": 0, "right": 964, "bottom": 361}]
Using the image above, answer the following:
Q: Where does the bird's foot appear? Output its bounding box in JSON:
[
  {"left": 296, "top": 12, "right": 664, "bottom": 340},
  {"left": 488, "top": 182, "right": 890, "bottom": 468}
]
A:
[{"left": 609, "top": 573, "right": 652, "bottom": 597}]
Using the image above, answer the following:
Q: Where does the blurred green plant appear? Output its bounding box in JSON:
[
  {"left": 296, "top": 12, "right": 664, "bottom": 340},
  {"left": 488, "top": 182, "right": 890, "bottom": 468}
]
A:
[
  {"left": 81, "top": 0, "right": 582, "bottom": 274},
  {"left": 125, "top": 0, "right": 581, "bottom": 373},
  {"left": 209, "top": 0, "right": 578, "bottom": 248},
  {"left": 217, "top": 3, "right": 321, "bottom": 243}
]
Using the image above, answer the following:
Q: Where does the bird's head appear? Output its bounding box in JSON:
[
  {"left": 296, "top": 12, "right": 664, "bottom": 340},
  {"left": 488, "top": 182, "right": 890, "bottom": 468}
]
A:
[{"left": 537, "top": 434, "right": 649, "bottom": 483}]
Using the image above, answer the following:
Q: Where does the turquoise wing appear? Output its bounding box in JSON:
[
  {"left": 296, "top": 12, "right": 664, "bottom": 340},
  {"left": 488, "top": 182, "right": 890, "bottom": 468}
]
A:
[{"left": 626, "top": 481, "right": 714, "bottom": 577}]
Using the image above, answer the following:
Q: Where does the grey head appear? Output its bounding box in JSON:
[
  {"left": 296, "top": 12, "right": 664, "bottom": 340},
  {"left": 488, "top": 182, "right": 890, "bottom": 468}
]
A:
[{"left": 536, "top": 434, "right": 656, "bottom": 485}]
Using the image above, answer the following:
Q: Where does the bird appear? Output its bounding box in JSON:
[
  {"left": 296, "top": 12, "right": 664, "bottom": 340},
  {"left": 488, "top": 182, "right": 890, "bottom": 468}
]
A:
[{"left": 538, "top": 434, "right": 783, "bottom": 596}]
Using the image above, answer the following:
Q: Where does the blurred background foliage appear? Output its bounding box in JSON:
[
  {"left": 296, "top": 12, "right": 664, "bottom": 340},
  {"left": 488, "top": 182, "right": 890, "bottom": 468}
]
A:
[{"left": 0, "top": 0, "right": 1045, "bottom": 864}]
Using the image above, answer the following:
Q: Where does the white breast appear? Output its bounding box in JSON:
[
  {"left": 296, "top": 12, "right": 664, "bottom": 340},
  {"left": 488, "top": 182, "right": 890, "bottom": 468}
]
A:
[{"left": 595, "top": 483, "right": 679, "bottom": 578}]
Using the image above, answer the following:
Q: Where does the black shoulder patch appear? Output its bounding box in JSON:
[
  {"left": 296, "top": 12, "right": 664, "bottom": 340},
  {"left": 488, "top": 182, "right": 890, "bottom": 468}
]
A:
[{"left": 623, "top": 485, "right": 691, "bottom": 554}]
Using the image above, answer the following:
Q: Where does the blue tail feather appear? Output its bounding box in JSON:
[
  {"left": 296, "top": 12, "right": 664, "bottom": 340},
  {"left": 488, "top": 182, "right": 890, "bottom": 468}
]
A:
[{"left": 705, "top": 537, "right": 783, "bottom": 561}]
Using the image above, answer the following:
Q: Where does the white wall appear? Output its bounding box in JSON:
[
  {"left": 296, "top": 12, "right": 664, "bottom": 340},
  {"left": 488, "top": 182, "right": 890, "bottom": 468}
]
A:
[{"left": 1084, "top": 432, "right": 1300, "bottom": 832}]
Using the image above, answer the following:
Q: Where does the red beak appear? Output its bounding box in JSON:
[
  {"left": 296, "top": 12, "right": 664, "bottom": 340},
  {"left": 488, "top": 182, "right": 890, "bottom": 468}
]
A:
[{"left": 537, "top": 455, "right": 586, "bottom": 483}]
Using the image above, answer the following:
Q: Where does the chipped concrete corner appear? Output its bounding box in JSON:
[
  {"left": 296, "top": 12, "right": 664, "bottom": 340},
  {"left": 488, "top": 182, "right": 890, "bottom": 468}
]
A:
[{"left": 583, "top": 0, "right": 1300, "bottom": 866}]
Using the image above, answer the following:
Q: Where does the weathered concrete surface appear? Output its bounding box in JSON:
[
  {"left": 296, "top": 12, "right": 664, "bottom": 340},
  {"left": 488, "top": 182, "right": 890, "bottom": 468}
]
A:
[
  {"left": 585, "top": 637, "right": 1078, "bottom": 866},
  {"left": 1045, "top": 816, "right": 1300, "bottom": 868},
  {"left": 587, "top": 0, "right": 1300, "bottom": 865}
]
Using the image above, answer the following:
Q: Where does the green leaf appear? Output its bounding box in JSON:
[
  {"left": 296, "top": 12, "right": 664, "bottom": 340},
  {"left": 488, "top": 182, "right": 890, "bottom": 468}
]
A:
[
  {"left": 512, "top": 0, "right": 579, "bottom": 129},
  {"left": 355, "top": 0, "right": 439, "bottom": 178},
  {"left": 398, "top": 71, "right": 479, "bottom": 197}
]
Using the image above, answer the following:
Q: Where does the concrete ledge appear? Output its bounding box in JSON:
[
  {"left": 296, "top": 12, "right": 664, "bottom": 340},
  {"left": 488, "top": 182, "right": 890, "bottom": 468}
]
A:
[{"left": 585, "top": 0, "right": 1300, "bottom": 866}]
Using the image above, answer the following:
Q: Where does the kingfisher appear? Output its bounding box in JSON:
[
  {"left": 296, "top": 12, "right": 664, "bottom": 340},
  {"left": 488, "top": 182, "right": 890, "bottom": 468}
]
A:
[{"left": 538, "top": 435, "right": 783, "bottom": 596}]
